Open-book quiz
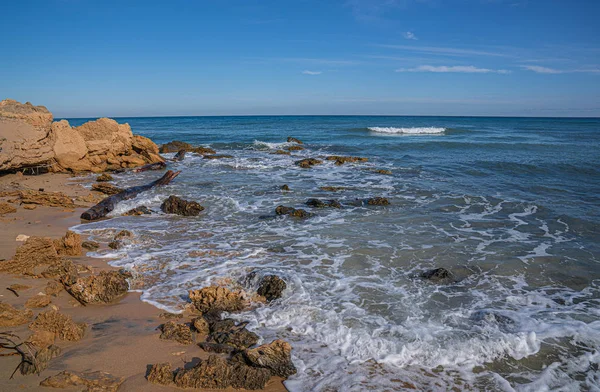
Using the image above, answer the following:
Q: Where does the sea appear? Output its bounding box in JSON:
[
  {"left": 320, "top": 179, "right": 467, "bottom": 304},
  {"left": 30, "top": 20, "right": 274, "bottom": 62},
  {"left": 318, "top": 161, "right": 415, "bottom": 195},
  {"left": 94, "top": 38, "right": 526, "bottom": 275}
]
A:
[{"left": 66, "top": 116, "right": 600, "bottom": 391}]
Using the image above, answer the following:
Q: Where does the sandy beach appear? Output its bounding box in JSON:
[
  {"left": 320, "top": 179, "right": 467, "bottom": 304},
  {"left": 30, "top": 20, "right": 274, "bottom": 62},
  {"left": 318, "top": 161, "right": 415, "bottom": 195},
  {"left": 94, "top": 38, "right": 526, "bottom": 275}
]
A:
[{"left": 0, "top": 172, "right": 287, "bottom": 391}]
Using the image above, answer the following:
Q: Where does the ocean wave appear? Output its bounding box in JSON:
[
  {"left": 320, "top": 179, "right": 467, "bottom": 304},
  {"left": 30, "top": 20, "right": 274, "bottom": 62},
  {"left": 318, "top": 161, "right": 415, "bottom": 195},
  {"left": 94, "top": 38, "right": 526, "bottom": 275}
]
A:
[{"left": 368, "top": 127, "right": 446, "bottom": 134}]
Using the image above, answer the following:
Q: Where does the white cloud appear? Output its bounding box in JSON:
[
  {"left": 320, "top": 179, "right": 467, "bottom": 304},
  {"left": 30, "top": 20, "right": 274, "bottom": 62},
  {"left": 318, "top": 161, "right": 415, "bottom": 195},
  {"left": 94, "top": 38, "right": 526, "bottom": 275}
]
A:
[
  {"left": 403, "top": 31, "right": 417, "bottom": 40},
  {"left": 396, "top": 65, "right": 511, "bottom": 74},
  {"left": 377, "top": 44, "right": 511, "bottom": 58},
  {"left": 521, "top": 65, "right": 563, "bottom": 74},
  {"left": 302, "top": 70, "right": 322, "bottom": 75}
]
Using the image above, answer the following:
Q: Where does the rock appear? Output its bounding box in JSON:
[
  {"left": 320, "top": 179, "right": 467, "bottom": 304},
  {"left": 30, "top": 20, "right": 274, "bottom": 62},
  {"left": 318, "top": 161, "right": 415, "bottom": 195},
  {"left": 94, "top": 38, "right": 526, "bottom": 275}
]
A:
[
  {"left": 158, "top": 312, "right": 183, "bottom": 320},
  {"left": 366, "top": 197, "right": 390, "bottom": 206},
  {"left": 96, "top": 173, "right": 113, "bottom": 182},
  {"left": 192, "top": 317, "right": 209, "bottom": 335},
  {"left": 45, "top": 280, "right": 63, "bottom": 296},
  {"left": 286, "top": 145, "right": 304, "bottom": 151},
  {"left": 0, "top": 202, "right": 16, "bottom": 215},
  {"left": 160, "top": 321, "right": 194, "bottom": 344},
  {"left": 320, "top": 186, "right": 347, "bottom": 192},
  {"left": 325, "top": 155, "right": 368, "bottom": 165},
  {"left": 471, "top": 310, "right": 515, "bottom": 330},
  {"left": 26, "top": 330, "right": 56, "bottom": 349},
  {"left": 0, "top": 189, "right": 76, "bottom": 208},
  {"left": 53, "top": 230, "right": 82, "bottom": 256},
  {"left": 229, "top": 361, "right": 272, "bottom": 390},
  {"left": 375, "top": 169, "right": 392, "bottom": 175},
  {"left": 281, "top": 184, "right": 290, "bottom": 191},
  {"left": 25, "top": 294, "right": 52, "bottom": 308},
  {"left": 63, "top": 270, "right": 130, "bottom": 305},
  {"left": 52, "top": 119, "right": 89, "bottom": 171},
  {"left": 15, "top": 234, "right": 30, "bottom": 241},
  {"left": 295, "top": 158, "right": 322, "bottom": 168},
  {"left": 0, "top": 99, "right": 55, "bottom": 172},
  {"left": 0, "top": 302, "right": 33, "bottom": 326},
  {"left": 75, "top": 118, "right": 133, "bottom": 158},
  {"left": 132, "top": 135, "right": 164, "bottom": 164},
  {"left": 243, "top": 339, "right": 297, "bottom": 378},
  {"left": 82, "top": 241, "right": 100, "bottom": 251},
  {"left": 20, "top": 344, "right": 61, "bottom": 375},
  {"left": 160, "top": 195, "right": 204, "bottom": 216},
  {"left": 207, "top": 319, "right": 259, "bottom": 350},
  {"left": 172, "top": 149, "right": 186, "bottom": 161},
  {"left": 8, "top": 283, "right": 31, "bottom": 292},
  {"left": 41, "top": 259, "right": 79, "bottom": 285},
  {"left": 198, "top": 342, "right": 235, "bottom": 354},
  {"left": 91, "top": 183, "right": 123, "bottom": 195},
  {"left": 192, "top": 146, "right": 217, "bottom": 155},
  {"left": 22, "top": 204, "right": 37, "bottom": 210},
  {"left": 272, "top": 150, "right": 291, "bottom": 155},
  {"left": 147, "top": 363, "right": 174, "bottom": 385},
  {"left": 159, "top": 140, "right": 192, "bottom": 153},
  {"left": 123, "top": 205, "right": 151, "bottom": 216},
  {"left": 287, "top": 137, "right": 303, "bottom": 144},
  {"left": 174, "top": 355, "right": 233, "bottom": 389},
  {"left": 114, "top": 230, "right": 132, "bottom": 240},
  {"left": 40, "top": 370, "right": 124, "bottom": 392},
  {"left": 306, "top": 198, "right": 342, "bottom": 209},
  {"left": 189, "top": 286, "right": 247, "bottom": 313},
  {"left": 420, "top": 268, "right": 453, "bottom": 283},
  {"left": 29, "top": 310, "right": 86, "bottom": 341},
  {"left": 275, "top": 205, "right": 312, "bottom": 218},
  {"left": 257, "top": 275, "right": 287, "bottom": 302},
  {"left": 0, "top": 236, "right": 61, "bottom": 275},
  {"left": 203, "top": 154, "right": 233, "bottom": 160}
]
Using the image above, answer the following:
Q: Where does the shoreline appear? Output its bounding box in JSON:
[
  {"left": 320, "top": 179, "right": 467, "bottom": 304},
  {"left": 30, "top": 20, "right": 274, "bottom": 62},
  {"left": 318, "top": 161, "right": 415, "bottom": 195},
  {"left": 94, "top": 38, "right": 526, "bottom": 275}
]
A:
[{"left": 0, "top": 172, "right": 287, "bottom": 391}]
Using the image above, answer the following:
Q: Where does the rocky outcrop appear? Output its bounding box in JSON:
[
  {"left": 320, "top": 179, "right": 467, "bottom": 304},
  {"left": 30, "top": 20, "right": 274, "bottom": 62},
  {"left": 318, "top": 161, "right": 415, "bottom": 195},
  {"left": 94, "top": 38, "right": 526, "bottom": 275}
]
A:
[
  {"left": 206, "top": 318, "right": 259, "bottom": 350},
  {"left": 0, "top": 99, "right": 163, "bottom": 173},
  {"left": 0, "top": 302, "right": 33, "bottom": 326},
  {"left": 243, "top": 339, "right": 297, "bottom": 378},
  {"left": 0, "top": 189, "right": 76, "bottom": 208},
  {"left": 421, "top": 267, "right": 453, "bottom": 283},
  {"left": 275, "top": 205, "right": 312, "bottom": 218},
  {"left": 189, "top": 286, "right": 247, "bottom": 313},
  {"left": 306, "top": 198, "right": 342, "bottom": 209},
  {"left": 257, "top": 275, "right": 287, "bottom": 302},
  {"left": 29, "top": 310, "right": 86, "bottom": 341},
  {"left": 161, "top": 195, "right": 204, "bottom": 216},
  {"left": 63, "top": 270, "right": 130, "bottom": 305},
  {"left": 159, "top": 140, "right": 216, "bottom": 155},
  {"left": 295, "top": 158, "right": 322, "bottom": 168},
  {"left": 160, "top": 321, "right": 194, "bottom": 344},
  {"left": 40, "top": 371, "right": 124, "bottom": 392},
  {"left": 147, "top": 363, "right": 175, "bottom": 385},
  {"left": 0, "top": 202, "right": 16, "bottom": 214},
  {"left": 0, "top": 236, "right": 61, "bottom": 275},
  {"left": 53, "top": 230, "right": 82, "bottom": 256}
]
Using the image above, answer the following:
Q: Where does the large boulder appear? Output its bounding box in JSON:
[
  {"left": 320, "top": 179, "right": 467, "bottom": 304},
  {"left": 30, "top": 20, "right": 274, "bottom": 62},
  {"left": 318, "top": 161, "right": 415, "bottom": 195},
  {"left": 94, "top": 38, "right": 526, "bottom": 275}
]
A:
[
  {"left": 63, "top": 270, "right": 130, "bottom": 305},
  {"left": 51, "top": 120, "right": 89, "bottom": 171},
  {"left": 29, "top": 310, "right": 86, "bottom": 341},
  {"left": 0, "top": 99, "right": 55, "bottom": 172},
  {"left": 189, "top": 286, "right": 247, "bottom": 313},
  {"left": 161, "top": 195, "right": 204, "bottom": 216},
  {"left": 75, "top": 118, "right": 133, "bottom": 157}
]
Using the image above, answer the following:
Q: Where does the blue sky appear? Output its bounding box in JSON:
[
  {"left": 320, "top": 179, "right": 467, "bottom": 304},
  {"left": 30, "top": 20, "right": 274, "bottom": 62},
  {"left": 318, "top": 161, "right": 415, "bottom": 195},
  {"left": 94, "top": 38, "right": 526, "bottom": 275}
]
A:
[{"left": 1, "top": 0, "right": 599, "bottom": 117}]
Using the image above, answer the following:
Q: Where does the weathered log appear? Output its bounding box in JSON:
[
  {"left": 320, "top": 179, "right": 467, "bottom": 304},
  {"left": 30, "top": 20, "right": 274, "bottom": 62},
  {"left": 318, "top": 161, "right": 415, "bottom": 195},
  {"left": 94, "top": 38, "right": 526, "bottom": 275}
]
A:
[
  {"left": 80, "top": 170, "right": 181, "bottom": 221},
  {"left": 132, "top": 161, "right": 167, "bottom": 173},
  {"left": 172, "top": 149, "right": 186, "bottom": 162}
]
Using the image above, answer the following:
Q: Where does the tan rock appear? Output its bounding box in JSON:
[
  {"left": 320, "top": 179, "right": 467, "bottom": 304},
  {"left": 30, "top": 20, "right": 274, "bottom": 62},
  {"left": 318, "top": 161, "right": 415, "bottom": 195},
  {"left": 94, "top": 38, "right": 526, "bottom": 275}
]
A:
[
  {"left": 53, "top": 230, "right": 83, "bottom": 256},
  {"left": 25, "top": 294, "right": 52, "bottom": 308},
  {"left": 51, "top": 119, "right": 90, "bottom": 171},
  {"left": 0, "top": 201, "right": 17, "bottom": 214},
  {"left": 75, "top": 117, "right": 133, "bottom": 157},
  {"left": 29, "top": 310, "right": 86, "bottom": 341},
  {"left": 0, "top": 302, "right": 33, "bottom": 326},
  {"left": 244, "top": 339, "right": 297, "bottom": 378},
  {"left": 63, "top": 270, "right": 130, "bottom": 305},
  {"left": 189, "top": 286, "right": 247, "bottom": 313},
  {"left": 0, "top": 236, "right": 61, "bottom": 275},
  {"left": 147, "top": 363, "right": 174, "bottom": 385},
  {"left": 40, "top": 370, "right": 124, "bottom": 392}
]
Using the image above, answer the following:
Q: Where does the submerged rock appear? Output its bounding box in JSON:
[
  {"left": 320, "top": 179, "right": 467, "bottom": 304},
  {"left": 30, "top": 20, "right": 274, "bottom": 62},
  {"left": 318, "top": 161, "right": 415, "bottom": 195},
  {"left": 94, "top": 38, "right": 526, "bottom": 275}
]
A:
[
  {"left": 271, "top": 150, "right": 291, "bottom": 155},
  {"left": 172, "top": 149, "right": 186, "bottom": 161},
  {"left": 275, "top": 205, "right": 312, "bottom": 218},
  {"left": 123, "top": 205, "right": 152, "bottom": 216},
  {"left": 96, "top": 173, "right": 113, "bottom": 182},
  {"left": 243, "top": 339, "right": 297, "bottom": 378},
  {"left": 40, "top": 370, "right": 124, "bottom": 392},
  {"left": 320, "top": 186, "right": 347, "bottom": 192},
  {"left": 29, "top": 310, "right": 86, "bottom": 341},
  {"left": 91, "top": 183, "right": 123, "bottom": 195},
  {"left": 203, "top": 154, "right": 233, "bottom": 160},
  {"left": 161, "top": 195, "right": 204, "bottom": 216},
  {"left": 471, "top": 310, "right": 516, "bottom": 331},
  {"left": 160, "top": 320, "right": 194, "bottom": 345},
  {"left": 280, "top": 184, "right": 290, "bottom": 191},
  {"left": 257, "top": 275, "right": 287, "bottom": 302},
  {"left": 375, "top": 169, "right": 392, "bottom": 175},
  {"left": 326, "top": 155, "right": 368, "bottom": 165},
  {"left": 287, "top": 136, "right": 303, "bottom": 144},
  {"left": 63, "top": 270, "right": 130, "bottom": 305},
  {"left": 189, "top": 286, "right": 247, "bottom": 313},
  {"left": 192, "top": 146, "right": 217, "bottom": 155},
  {"left": 306, "top": 198, "right": 342, "bottom": 209},
  {"left": 295, "top": 158, "right": 322, "bottom": 169},
  {"left": 0, "top": 302, "right": 33, "bottom": 326},
  {"left": 420, "top": 267, "right": 453, "bottom": 283},
  {"left": 286, "top": 145, "right": 304, "bottom": 152},
  {"left": 53, "top": 230, "right": 82, "bottom": 256},
  {"left": 366, "top": 197, "right": 390, "bottom": 206}
]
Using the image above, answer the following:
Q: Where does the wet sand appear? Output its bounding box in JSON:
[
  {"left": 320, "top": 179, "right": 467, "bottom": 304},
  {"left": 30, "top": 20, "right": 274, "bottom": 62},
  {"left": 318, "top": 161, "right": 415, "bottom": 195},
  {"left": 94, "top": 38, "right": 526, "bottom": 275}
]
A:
[{"left": 0, "top": 173, "right": 286, "bottom": 392}]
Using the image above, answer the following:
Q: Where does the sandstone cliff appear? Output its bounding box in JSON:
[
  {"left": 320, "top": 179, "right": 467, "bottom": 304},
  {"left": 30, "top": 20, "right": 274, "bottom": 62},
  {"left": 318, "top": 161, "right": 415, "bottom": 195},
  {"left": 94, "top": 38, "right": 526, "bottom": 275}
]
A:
[{"left": 0, "top": 99, "right": 163, "bottom": 173}]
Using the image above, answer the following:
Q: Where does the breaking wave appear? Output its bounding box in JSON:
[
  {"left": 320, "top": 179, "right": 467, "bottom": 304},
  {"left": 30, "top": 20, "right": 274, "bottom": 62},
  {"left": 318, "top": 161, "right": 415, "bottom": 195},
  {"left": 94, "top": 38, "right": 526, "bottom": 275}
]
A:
[{"left": 368, "top": 126, "right": 446, "bottom": 134}]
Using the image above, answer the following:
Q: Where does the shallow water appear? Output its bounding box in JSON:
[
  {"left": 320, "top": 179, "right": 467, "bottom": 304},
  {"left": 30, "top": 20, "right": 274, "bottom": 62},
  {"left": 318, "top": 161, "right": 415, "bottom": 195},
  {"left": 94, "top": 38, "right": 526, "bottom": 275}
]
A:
[{"left": 68, "top": 115, "right": 600, "bottom": 391}]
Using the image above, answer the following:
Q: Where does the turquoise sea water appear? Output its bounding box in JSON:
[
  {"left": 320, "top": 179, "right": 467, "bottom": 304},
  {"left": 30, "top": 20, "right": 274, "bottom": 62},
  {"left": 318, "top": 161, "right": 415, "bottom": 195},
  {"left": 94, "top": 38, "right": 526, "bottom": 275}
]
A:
[{"left": 68, "top": 116, "right": 600, "bottom": 391}]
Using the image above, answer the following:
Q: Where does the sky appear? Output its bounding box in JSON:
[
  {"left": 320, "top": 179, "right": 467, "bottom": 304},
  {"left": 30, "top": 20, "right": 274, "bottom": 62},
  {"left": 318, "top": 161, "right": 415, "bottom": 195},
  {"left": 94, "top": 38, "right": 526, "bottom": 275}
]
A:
[{"left": 1, "top": 0, "right": 599, "bottom": 117}]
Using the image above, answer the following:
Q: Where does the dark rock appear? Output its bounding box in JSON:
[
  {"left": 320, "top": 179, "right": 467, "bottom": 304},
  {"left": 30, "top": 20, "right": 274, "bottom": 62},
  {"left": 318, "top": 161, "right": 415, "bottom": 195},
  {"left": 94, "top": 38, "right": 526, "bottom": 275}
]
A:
[
  {"left": 257, "top": 275, "right": 286, "bottom": 302},
  {"left": 320, "top": 186, "right": 347, "bottom": 192},
  {"left": 295, "top": 158, "right": 322, "bottom": 168},
  {"left": 91, "top": 183, "right": 123, "bottom": 195},
  {"left": 203, "top": 154, "right": 233, "bottom": 160},
  {"left": 20, "top": 344, "right": 61, "bottom": 375},
  {"left": 306, "top": 198, "right": 342, "bottom": 209},
  {"left": 161, "top": 195, "right": 204, "bottom": 216},
  {"left": 174, "top": 355, "right": 232, "bottom": 389},
  {"left": 243, "top": 339, "right": 297, "bottom": 378},
  {"left": 96, "top": 173, "right": 113, "bottom": 182},
  {"left": 172, "top": 149, "right": 186, "bottom": 161},
  {"left": 82, "top": 240, "right": 100, "bottom": 251},
  {"left": 147, "top": 363, "right": 174, "bottom": 385},
  {"left": 160, "top": 320, "right": 194, "bottom": 345},
  {"left": 123, "top": 206, "right": 152, "bottom": 216},
  {"left": 208, "top": 319, "right": 259, "bottom": 350},
  {"left": 326, "top": 155, "right": 368, "bottom": 165},
  {"left": 420, "top": 268, "right": 452, "bottom": 283},
  {"left": 159, "top": 312, "right": 183, "bottom": 320},
  {"left": 271, "top": 150, "right": 291, "bottom": 155},
  {"left": 229, "top": 361, "right": 272, "bottom": 390},
  {"left": 375, "top": 169, "right": 392, "bottom": 175},
  {"left": 280, "top": 184, "right": 290, "bottom": 191},
  {"left": 62, "top": 270, "right": 130, "bottom": 305},
  {"left": 114, "top": 230, "right": 132, "bottom": 240},
  {"left": 159, "top": 141, "right": 192, "bottom": 153},
  {"left": 366, "top": 197, "right": 390, "bottom": 206},
  {"left": 471, "top": 310, "right": 516, "bottom": 330},
  {"left": 192, "top": 146, "right": 217, "bottom": 155},
  {"left": 198, "top": 342, "right": 235, "bottom": 354},
  {"left": 192, "top": 317, "right": 209, "bottom": 335},
  {"left": 287, "top": 137, "right": 303, "bottom": 144},
  {"left": 275, "top": 205, "right": 312, "bottom": 218},
  {"left": 286, "top": 145, "right": 304, "bottom": 152}
]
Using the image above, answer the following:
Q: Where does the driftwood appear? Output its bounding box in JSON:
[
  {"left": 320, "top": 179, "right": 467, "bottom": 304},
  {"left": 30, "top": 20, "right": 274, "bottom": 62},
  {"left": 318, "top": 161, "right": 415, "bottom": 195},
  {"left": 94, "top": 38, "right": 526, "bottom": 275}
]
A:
[
  {"left": 80, "top": 170, "right": 181, "bottom": 221},
  {"left": 132, "top": 161, "right": 167, "bottom": 173},
  {"left": 172, "top": 149, "right": 186, "bottom": 162}
]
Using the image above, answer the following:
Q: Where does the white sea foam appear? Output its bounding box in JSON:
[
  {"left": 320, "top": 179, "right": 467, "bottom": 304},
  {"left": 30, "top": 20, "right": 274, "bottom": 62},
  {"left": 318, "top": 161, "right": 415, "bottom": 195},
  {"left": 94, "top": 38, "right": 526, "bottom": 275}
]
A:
[{"left": 368, "top": 126, "right": 446, "bottom": 134}]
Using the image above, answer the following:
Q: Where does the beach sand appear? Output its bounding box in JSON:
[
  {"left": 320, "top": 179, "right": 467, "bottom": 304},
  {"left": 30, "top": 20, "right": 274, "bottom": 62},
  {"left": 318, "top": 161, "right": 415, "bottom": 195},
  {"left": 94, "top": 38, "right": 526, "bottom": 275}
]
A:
[{"left": 0, "top": 173, "right": 286, "bottom": 392}]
